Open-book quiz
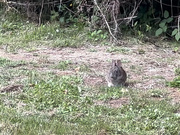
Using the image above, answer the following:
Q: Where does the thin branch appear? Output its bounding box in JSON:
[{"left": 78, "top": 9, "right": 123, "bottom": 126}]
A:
[
  {"left": 160, "top": 0, "right": 163, "bottom": 17},
  {"left": 7, "top": 0, "right": 73, "bottom": 6},
  {"left": 108, "top": 16, "right": 137, "bottom": 24},
  {"left": 7, "top": 1, "right": 59, "bottom": 6},
  {"left": 126, "top": 0, "right": 142, "bottom": 24},
  {"left": 154, "top": 0, "right": 180, "bottom": 8},
  {"left": 170, "top": 0, "right": 173, "bottom": 17},
  {"left": 178, "top": 15, "right": 180, "bottom": 36},
  {"left": 93, "top": 0, "right": 118, "bottom": 42},
  {"left": 38, "top": 0, "right": 44, "bottom": 26},
  {"left": 112, "top": 1, "right": 119, "bottom": 36}
]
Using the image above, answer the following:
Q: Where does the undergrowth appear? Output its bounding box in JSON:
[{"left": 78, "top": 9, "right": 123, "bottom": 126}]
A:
[
  {"left": 0, "top": 10, "right": 110, "bottom": 51},
  {"left": 167, "top": 68, "right": 180, "bottom": 88}
]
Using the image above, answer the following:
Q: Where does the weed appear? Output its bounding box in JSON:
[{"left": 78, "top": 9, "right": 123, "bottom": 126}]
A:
[
  {"left": 0, "top": 57, "right": 26, "bottom": 68},
  {"left": 155, "top": 11, "right": 173, "bottom": 36},
  {"left": 167, "top": 67, "right": 180, "bottom": 88},
  {"left": 167, "top": 76, "right": 180, "bottom": 88},
  {"left": 97, "top": 87, "right": 125, "bottom": 101},
  {"left": 0, "top": 20, "right": 89, "bottom": 49},
  {"left": 0, "top": 57, "right": 10, "bottom": 67},
  {"left": 24, "top": 75, "right": 82, "bottom": 110},
  {"left": 155, "top": 10, "right": 180, "bottom": 41},
  {"left": 175, "top": 68, "right": 180, "bottom": 76},
  {"left": 149, "top": 90, "right": 165, "bottom": 98},
  {"left": 53, "top": 60, "right": 72, "bottom": 70},
  {"left": 88, "top": 30, "right": 108, "bottom": 41}
]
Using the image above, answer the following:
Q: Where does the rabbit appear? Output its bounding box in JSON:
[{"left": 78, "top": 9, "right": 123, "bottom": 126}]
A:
[{"left": 106, "top": 59, "right": 127, "bottom": 87}]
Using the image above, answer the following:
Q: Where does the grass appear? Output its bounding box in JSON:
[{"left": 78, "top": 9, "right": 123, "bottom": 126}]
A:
[
  {"left": 97, "top": 86, "right": 125, "bottom": 101},
  {"left": 175, "top": 68, "right": 180, "bottom": 76},
  {"left": 0, "top": 57, "right": 26, "bottom": 67},
  {"left": 167, "top": 68, "right": 180, "bottom": 88},
  {"left": 0, "top": 12, "right": 91, "bottom": 51},
  {"left": 0, "top": 11, "right": 180, "bottom": 135},
  {"left": 168, "top": 76, "right": 180, "bottom": 88},
  {"left": 53, "top": 60, "right": 72, "bottom": 70},
  {"left": 0, "top": 58, "right": 179, "bottom": 134},
  {"left": 1, "top": 84, "right": 180, "bottom": 134}
]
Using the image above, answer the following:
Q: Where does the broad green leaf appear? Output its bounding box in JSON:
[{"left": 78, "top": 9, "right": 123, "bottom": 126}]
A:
[
  {"left": 162, "top": 25, "right": 167, "bottom": 32},
  {"left": 134, "top": 21, "right": 138, "bottom": 26},
  {"left": 161, "top": 19, "right": 167, "bottom": 23},
  {"left": 166, "top": 17, "right": 173, "bottom": 23},
  {"left": 164, "top": 10, "right": 169, "bottom": 18},
  {"left": 175, "top": 33, "right": 180, "bottom": 41},
  {"left": 155, "top": 28, "right": 163, "bottom": 36},
  {"left": 91, "top": 31, "right": 96, "bottom": 36},
  {"left": 59, "top": 17, "right": 65, "bottom": 23},
  {"left": 159, "top": 22, "right": 165, "bottom": 28},
  {"left": 97, "top": 30, "right": 102, "bottom": 34},
  {"left": 172, "top": 29, "right": 178, "bottom": 36}
]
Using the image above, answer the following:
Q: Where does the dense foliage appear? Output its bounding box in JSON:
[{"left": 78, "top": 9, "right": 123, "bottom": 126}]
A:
[{"left": 1, "top": 0, "right": 180, "bottom": 41}]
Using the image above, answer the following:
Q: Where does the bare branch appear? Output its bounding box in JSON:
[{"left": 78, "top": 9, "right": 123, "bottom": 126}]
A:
[
  {"left": 38, "top": 0, "right": 44, "bottom": 26},
  {"left": 7, "top": 1, "right": 59, "bottom": 6},
  {"left": 93, "top": 0, "right": 118, "bottom": 42},
  {"left": 112, "top": 0, "right": 120, "bottom": 36},
  {"left": 178, "top": 15, "right": 180, "bottom": 36},
  {"left": 126, "top": 0, "right": 142, "bottom": 24}
]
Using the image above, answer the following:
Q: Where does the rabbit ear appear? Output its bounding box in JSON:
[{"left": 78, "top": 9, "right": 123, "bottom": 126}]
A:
[
  {"left": 116, "top": 60, "right": 122, "bottom": 67},
  {"left": 112, "top": 60, "right": 116, "bottom": 66}
]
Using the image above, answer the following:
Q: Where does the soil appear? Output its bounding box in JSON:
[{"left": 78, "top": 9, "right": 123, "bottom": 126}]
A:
[{"left": 0, "top": 44, "right": 180, "bottom": 107}]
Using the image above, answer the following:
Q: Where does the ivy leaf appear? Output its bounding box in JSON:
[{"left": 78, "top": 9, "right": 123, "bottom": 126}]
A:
[
  {"left": 175, "top": 33, "right": 180, "bottom": 41},
  {"left": 91, "top": 31, "right": 97, "bottom": 36},
  {"left": 97, "top": 30, "right": 102, "bottom": 34},
  {"left": 133, "top": 21, "right": 138, "bottom": 26},
  {"left": 159, "top": 22, "right": 165, "bottom": 28},
  {"left": 164, "top": 10, "right": 169, "bottom": 18},
  {"left": 59, "top": 17, "right": 65, "bottom": 23},
  {"left": 172, "top": 29, "right": 178, "bottom": 36},
  {"left": 162, "top": 25, "right": 167, "bottom": 32},
  {"left": 166, "top": 17, "right": 173, "bottom": 23},
  {"left": 155, "top": 28, "right": 163, "bottom": 36}
]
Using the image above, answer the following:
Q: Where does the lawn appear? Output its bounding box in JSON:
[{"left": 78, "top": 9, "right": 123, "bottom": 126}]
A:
[{"left": 0, "top": 12, "right": 180, "bottom": 135}]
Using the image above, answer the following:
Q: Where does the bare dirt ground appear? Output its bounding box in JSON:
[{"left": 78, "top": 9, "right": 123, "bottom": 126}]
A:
[{"left": 0, "top": 44, "right": 180, "bottom": 106}]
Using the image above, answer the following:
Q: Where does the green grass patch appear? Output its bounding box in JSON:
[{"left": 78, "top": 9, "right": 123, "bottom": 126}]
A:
[
  {"left": 24, "top": 75, "right": 82, "bottom": 110},
  {"left": 0, "top": 19, "right": 90, "bottom": 50},
  {"left": 0, "top": 57, "right": 26, "bottom": 68},
  {"left": 53, "top": 60, "right": 72, "bottom": 70},
  {"left": 167, "top": 76, "right": 180, "bottom": 88},
  {"left": 167, "top": 67, "right": 180, "bottom": 88},
  {"left": 1, "top": 76, "right": 180, "bottom": 134},
  {"left": 97, "top": 87, "right": 125, "bottom": 101},
  {"left": 175, "top": 68, "right": 180, "bottom": 76}
]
